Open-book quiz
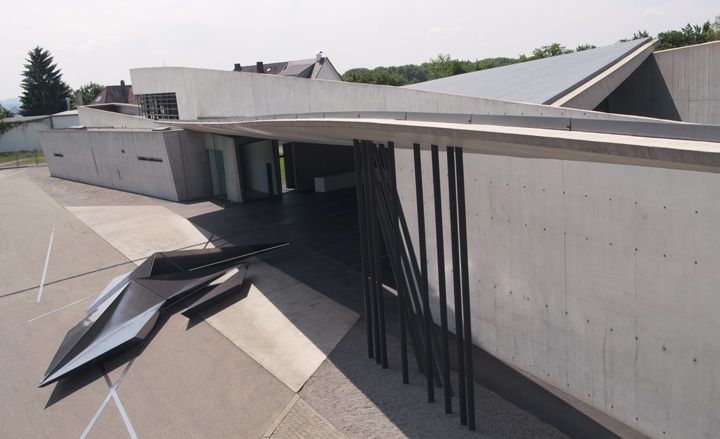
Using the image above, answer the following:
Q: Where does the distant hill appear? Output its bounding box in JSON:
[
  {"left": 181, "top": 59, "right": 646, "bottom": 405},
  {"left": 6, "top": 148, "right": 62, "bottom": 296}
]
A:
[{"left": 0, "top": 97, "right": 20, "bottom": 112}]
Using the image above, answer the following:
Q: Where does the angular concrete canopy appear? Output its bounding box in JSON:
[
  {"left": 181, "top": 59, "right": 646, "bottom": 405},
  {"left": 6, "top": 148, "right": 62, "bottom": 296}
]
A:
[
  {"left": 161, "top": 115, "right": 720, "bottom": 173},
  {"left": 405, "top": 38, "right": 656, "bottom": 107}
]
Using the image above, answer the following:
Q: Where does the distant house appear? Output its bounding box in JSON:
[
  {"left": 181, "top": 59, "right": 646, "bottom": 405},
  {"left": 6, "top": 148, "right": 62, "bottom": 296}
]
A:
[
  {"left": 233, "top": 52, "right": 342, "bottom": 81},
  {"left": 91, "top": 80, "right": 137, "bottom": 105}
]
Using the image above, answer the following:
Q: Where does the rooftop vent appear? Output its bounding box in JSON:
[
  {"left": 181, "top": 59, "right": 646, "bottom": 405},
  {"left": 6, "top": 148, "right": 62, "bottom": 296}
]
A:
[{"left": 256, "top": 61, "right": 265, "bottom": 73}]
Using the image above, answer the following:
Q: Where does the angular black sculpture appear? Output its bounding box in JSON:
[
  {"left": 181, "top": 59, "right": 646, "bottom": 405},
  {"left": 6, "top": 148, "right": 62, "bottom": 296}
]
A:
[{"left": 40, "top": 243, "right": 289, "bottom": 387}]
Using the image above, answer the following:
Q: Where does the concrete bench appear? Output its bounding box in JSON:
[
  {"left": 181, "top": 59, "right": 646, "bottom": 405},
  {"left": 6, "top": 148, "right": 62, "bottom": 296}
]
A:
[{"left": 313, "top": 171, "right": 355, "bottom": 192}]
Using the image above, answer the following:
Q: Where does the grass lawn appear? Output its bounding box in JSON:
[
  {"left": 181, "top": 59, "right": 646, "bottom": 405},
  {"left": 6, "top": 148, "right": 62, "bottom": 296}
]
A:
[{"left": 0, "top": 151, "right": 45, "bottom": 166}]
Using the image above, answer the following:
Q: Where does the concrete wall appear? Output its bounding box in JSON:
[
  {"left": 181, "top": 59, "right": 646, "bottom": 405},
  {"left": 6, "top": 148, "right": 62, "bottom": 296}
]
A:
[
  {"left": 41, "top": 129, "right": 211, "bottom": 201},
  {"left": 78, "top": 106, "right": 157, "bottom": 129},
  {"left": 0, "top": 118, "right": 51, "bottom": 152},
  {"left": 601, "top": 41, "right": 720, "bottom": 125},
  {"left": 130, "top": 67, "right": 658, "bottom": 122},
  {"left": 50, "top": 113, "right": 80, "bottom": 129},
  {"left": 238, "top": 139, "right": 277, "bottom": 195},
  {"left": 164, "top": 130, "right": 213, "bottom": 200},
  {"left": 206, "top": 133, "right": 243, "bottom": 202},
  {"left": 395, "top": 146, "right": 720, "bottom": 439}
]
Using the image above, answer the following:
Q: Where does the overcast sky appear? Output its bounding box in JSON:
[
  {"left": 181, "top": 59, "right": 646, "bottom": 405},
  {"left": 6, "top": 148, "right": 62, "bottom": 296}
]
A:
[{"left": 1, "top": 0, "right": 718, "bottom": 99}]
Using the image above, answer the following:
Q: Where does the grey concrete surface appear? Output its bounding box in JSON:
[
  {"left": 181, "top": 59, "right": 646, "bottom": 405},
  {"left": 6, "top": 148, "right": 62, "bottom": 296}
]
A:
[
  {"left": 602, "top": 41, "right": 720, "bottom": 125},
  {"left": 130, "top": 65, "right": 657, "bottom": 123},
  {"left": 40, "top": 128, "right": 212, "bottom": 202},
  {"left": 165, "top": 117, "right": 720, "bottom": 174},
  {"left": 301, "top": 323, "right": 567, "bottom": 439},
  {"left": 552, "top": 39, "right": 658, "bottom": 110},
  {"left": 6, "top": 167, "right": 600, "bottom": 438},
  {"left": 395, "top": 146, "right": 720, "bottom": 438},
  {"left": 270, "top": 398, "right": 345, "bottom": 439},
  {"left": 406, "top": 38, "right": 651, "bottom": 105},
  {"left": 0, "top": 168, "right": 293, "bottom": 438}
]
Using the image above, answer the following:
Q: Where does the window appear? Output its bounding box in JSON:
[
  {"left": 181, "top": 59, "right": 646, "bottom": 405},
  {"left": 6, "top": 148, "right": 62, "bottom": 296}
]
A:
[
  {"left": 53, "top": 153, "right": 64, "bottom": 158},
  {"left": 137, "top": 156, "right": 163, "bottom": 162},
  {"left": 137, "top": 92, "right": 179, "bottom": 120}
]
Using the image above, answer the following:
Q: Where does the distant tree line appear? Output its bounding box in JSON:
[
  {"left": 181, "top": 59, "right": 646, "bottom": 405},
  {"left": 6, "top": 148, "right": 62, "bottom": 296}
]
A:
[{"left": 343, "top": 14, "right": 720, "bottom": 86}]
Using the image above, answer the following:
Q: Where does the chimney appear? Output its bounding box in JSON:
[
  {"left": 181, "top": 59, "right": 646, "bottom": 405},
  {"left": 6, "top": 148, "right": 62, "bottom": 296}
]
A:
[
  {"left": 315, "top": 51, "right": 324, "bottom": 62},
  {"left": 256, "top": 61, "right": 265, "bottom": 73},
  {"left": 75, "top": 90, "right": 84, "bottom": 106},
  {"left": 233, "top": 63, "right": 242, "bottom": 72},
  {"left": 120, "top": 80, "right": 128, "bottom": 102}
]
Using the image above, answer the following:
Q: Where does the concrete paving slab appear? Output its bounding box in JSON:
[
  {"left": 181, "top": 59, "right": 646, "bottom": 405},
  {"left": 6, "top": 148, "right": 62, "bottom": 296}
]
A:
[
  {"left": 66, "top": 205, "right": 214, "bottom": 263},
  {"left": 204, "top": 261, "right": 359, "bottom": 392},
  {"left": 118, "top": 312, "right": 294, "bottom": 438},
  {"left": 0, "top": 174, "right": 129, "bottom": 297},
  {"left": 0, "top": 170, "right": 294, "bottom": 438}
]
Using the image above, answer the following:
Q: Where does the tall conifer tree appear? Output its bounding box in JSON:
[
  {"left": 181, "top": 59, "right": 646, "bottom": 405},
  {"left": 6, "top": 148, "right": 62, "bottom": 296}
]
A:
[{"left": 19, "top": 47, "right": 71, "bottom": 116}]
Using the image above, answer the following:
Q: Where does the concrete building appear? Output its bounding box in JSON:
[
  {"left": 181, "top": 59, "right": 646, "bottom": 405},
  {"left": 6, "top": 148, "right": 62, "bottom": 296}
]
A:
[
  {"left": 0, "top": 110, "right": 78, "bottom": 153},
  {"left": 39, "top": 42, "right": 720, "bottom": 438}
]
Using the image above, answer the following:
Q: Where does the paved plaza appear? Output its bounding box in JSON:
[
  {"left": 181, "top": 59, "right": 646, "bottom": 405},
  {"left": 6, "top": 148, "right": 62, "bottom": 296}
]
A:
[{"left": 0, "top": 166, "right": 566, "bottom": 438}]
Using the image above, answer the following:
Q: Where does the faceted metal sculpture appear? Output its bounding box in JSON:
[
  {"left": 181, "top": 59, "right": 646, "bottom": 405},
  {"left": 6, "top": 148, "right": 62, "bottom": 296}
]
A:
[{"left": 40, "top": 243, "right": 289, "bottom": 387}]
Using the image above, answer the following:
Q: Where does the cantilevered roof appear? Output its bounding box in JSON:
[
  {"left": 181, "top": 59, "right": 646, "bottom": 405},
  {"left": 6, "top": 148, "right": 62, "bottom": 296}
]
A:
[
  {"left": 405, "top": 38, "right": 655, "bottom": 105},
  {"left": 161, "top": 112, "right": 720, "bottom": 173}
]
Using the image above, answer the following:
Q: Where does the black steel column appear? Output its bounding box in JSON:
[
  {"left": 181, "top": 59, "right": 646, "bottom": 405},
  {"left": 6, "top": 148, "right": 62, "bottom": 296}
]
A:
[
  {"left": 375, "top": 144, "right": 388, "bottom": 369},
  {"left": 413, "top": 143, "right": 434, "bottom": 403},
  {"left": 431, "top": 145, "right": 452, "bottom": 414},
  {"left": 455, "top": 147, "right": 475, "bottom": 430},
  {"left": 447, "top": 146, "right": 467, "bottom": 424},
  {"left": 388, "top": 142, "right": 409, "bottom": 383},
  {"left": 364, "top": 141, "right": 382, "bottom": 364},
  {"left": 353, "top": 140, "right": 373, "bottom": 359}
]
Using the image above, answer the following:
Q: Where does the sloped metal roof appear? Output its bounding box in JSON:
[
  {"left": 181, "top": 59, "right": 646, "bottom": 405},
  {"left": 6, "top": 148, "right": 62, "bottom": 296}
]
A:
[{"left": 405, "top": 38, "right": 653, "bottom": 104}]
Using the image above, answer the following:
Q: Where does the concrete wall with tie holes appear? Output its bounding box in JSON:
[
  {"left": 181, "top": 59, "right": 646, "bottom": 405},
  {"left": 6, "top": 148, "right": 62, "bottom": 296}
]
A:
[{"left": 395, "top": 145, "right": 720, "bottom": 439}]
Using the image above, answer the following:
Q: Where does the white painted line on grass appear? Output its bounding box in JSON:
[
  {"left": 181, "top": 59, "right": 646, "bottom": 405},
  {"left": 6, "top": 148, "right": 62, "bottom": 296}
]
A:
[
  {"left": 26, "top": 293, "right": 96, "bottom": 323},
  {"left": 36, "top": 220, "right": 56, "bottom": 303},
  {"left": 79, "top": 359, "right": 134, "bottom": 439}
]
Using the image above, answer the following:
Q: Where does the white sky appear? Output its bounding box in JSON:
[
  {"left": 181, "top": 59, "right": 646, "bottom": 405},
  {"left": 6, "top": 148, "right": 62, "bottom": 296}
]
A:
[{"left": 1, "top": 0, "right": 718, "bottom": 98}]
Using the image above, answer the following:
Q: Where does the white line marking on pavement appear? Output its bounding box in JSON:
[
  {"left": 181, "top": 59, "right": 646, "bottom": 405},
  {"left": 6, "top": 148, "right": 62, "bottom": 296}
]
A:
[
  {"left": 102, "top": 374, "right": 138, "bottom": 439},
  {"left": 79, "top": 359, "right": 135, "bottom": 439},
  {"left": 26, "top": 293, "right": 96, "bottom": 323},
  {"left": 36, "top": 220, "right": 56, "bottom": 303}
]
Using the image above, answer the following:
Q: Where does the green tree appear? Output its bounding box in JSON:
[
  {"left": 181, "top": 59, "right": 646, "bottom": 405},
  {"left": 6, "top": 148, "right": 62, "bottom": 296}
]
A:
[
  {"left": 575, "top": 44, "right": 597, "bottom": 51},
  {"left": 426, "top": 54, "right": 469, "bottom": 80},
  {"left": 531, "top": 43, "right": 573, "bottom": 59},
  {"left": 19, "top": 47, "right": 72, "bottom": 116},
  {"left": 657, "top": 22, "right": 719, "bottom": 49},
  {"left": 75, "top": 82, "right": 104, "bottom": 107},
  {"left": 0, "top": 104, "right": 13, "bottom": 119}
]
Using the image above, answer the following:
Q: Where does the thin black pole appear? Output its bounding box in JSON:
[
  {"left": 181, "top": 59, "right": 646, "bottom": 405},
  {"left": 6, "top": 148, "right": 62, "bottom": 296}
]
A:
[
  {"left": 413, "top": 143, "right": 434, "bottom": 403},
  {"left": 447, "top": 146, "right": 467, "bottom": 425},
  {"left": 353, "top": 140, "right": 374, "bottom": 359},
  {"left": 456, "top": 147, "right": 475, "bottom": 431},
  {"left": 376, "top": 144, "right": 388, "bottom": 369},
  {"left": 431, "top": 145, "right": 452, "bottom": 414},
  {"left": 365, "top": 141, "right": 382, "bottom": 364},
  {"left": 389, "top": 142, "right": 409, "bottom": 383}
]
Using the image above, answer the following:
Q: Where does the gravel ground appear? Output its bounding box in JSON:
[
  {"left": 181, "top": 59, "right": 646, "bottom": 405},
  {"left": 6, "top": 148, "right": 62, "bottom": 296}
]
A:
[{"left": 300, "top": 322, "right": 568, "bottom": 439}]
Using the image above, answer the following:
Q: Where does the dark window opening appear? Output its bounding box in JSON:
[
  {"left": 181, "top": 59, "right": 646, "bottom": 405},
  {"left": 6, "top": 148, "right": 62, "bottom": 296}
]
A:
[
  {"left": 137, "top": 156, "right": 163, "bottom": 162},
  {"left": 53, "top": 153, "right": 64, "bottom": 158},
  {"left": 137, "top": 92, "right": 179, "bottom": 120}
]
